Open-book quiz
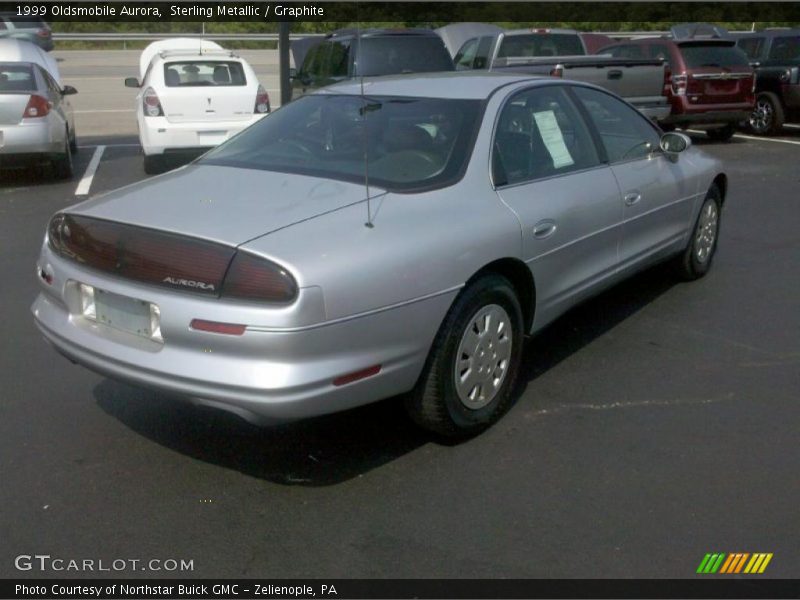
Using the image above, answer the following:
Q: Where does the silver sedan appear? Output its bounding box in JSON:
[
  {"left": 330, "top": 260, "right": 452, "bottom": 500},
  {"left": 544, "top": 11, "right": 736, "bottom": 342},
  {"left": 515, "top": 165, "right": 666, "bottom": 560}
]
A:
[{"left": 32, "top": 73, "right": 726, "bottom": 436}]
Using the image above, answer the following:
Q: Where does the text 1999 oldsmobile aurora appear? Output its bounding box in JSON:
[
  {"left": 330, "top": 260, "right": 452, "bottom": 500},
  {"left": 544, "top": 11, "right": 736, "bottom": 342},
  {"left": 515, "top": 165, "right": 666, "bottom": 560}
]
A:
[{"left": 32, "top": 73, "right": 726, "bottom": 436}]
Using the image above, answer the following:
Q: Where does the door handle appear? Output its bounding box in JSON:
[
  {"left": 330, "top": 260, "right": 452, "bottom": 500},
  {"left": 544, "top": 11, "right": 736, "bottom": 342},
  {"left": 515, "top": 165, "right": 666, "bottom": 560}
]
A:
[
  {"left": 624, "top": 192, "right": 642, "bottom": 206},
  {"left": 608, "top": 69, "right": 623, "bottom": 80},
  {"left": 533, "top": 220, "right": 557, "bottom": 239}
]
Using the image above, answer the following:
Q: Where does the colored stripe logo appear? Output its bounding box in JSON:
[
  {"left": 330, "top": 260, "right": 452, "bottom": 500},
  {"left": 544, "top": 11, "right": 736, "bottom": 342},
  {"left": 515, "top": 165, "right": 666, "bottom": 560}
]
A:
[{"left": 697, "top": 553, "right": 773, "bottom": 574}]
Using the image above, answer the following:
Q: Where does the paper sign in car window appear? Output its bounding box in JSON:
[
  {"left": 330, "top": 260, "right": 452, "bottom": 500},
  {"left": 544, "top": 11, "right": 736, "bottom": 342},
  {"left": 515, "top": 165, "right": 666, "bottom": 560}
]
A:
[{"left": 533, "top": 110, "right": 575, "bottom": 169}]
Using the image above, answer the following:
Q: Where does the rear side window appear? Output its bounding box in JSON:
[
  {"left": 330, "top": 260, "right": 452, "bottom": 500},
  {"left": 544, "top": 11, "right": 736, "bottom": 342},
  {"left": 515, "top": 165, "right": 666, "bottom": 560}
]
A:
[
  {"left": 768, "top": 36, "right": 800, "bottom": 61},
  {"left": 454, "top": 38, "right": 479, "bottom": 69},
  {"left": 0, "top": 63, "right": 35, "bottom": 91},
  {"left": 678, "top": 44, "right": 750, "bottom": 68},
  {"left": 736, "top": 37, "right": 764, "bottom": 60},
  {"left": 356, "top": 37, "right": 454, "bottom": 76},
  {"left": 603, "top": 44, "right": 645, "bottom": 59},
  {"left": 497, "top": 34, "right": 585, "bottom": 58},
  {"left": 327, "top": 41, "right": 351, "bottom": 77},
  {"left": 163, "top": 61, "right": 246, "bottom": 87},
  {"left": 648, "top": 44, "right": 673, "bottom": 66}
]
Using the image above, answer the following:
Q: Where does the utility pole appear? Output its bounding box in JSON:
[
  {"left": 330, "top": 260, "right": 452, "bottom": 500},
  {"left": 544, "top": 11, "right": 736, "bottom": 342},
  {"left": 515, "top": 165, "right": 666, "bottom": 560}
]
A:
[{"left": 278, "top": 22, "right": 291, "bottom": 106}]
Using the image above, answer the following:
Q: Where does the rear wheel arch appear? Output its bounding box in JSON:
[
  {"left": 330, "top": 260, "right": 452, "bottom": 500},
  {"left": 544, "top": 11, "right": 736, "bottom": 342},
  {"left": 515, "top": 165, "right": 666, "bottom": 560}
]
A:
[{"left": 466, "top": 258, "right": 536, "bottom": 334}]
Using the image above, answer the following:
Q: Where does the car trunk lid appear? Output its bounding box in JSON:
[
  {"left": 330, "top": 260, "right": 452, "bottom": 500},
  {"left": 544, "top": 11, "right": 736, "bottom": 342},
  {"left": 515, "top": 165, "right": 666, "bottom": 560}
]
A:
[
  {"left": 0, "top": 93, "right": 30, "bottom": 125},
  {"left": 678, "top": 42, "right": 753, "bottom": 105}
]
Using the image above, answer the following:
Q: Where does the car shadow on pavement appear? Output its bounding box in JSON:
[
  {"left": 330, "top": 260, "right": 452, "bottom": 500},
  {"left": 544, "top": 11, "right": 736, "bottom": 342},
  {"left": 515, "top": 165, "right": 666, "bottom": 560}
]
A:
[
  {"left": 94, "top": 261, "right": 681, "bottom": 486},
  {"left": 94, "top": 379, "right": 429, "bottom": 486}
]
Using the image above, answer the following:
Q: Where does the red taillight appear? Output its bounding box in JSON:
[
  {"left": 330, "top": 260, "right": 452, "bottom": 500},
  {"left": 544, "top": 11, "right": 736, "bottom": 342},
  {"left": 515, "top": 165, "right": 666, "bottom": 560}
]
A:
[
  {"left": 143, "top": 87, "right": 163, "bottom": 117},
  {"left": 190, "top": 319, "right": 246, "bottom": 336},
  {"left": 222, "top": 252, "right": 297, "bottom": 303},
  {"left": 254, "top": 84, "right": 270, "bottom": 114},
  {"left": 672, "top": 73, "right": 688, "bottom": 96},
  {"left": 333, "top": 365, "right": 382, "bottom": 387},
  {"left": 47, "top": 214, "right": 235, "bottom": 295},
  {"left": 23, "top": 94, "right": 50, "bottom": 118},
  {"left": 36, "top": 28, "right": 51, "bottom": 38}
]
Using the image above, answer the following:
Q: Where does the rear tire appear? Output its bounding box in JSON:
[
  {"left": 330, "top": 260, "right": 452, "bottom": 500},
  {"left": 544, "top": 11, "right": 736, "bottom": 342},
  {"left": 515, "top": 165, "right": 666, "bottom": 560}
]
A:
[
  {"left": 69, "top": 129, "right": 78, "bottom": 153},
  {"left": 706, "top": 124, "right": 736, "bottom": 142},
  {"left": 51, "top": 132, "right": 74, "bottom": 180},
  {"left": 405, "top": 274, "right": 524, "bottom": 438},
  {"left": 675, "top": 185, "right": 722, "bottom": 281},
  {"left": 748, "top": 92, "right": 785, "bottom": 135}
]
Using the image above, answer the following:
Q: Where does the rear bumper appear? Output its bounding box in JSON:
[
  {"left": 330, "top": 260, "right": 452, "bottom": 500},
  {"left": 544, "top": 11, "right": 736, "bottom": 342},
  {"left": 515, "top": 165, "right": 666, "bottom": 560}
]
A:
[
  {"left": 662, "top": 109, "right": 751, "bottom": 126},
  {"left": 139, "top": 114, "right": 266, "bottom": 156},
  {"left": 31, "top": 247, "right": 450, "bottom": 424},
  {"left": 0, "top": 120, "right": 62, "bottom": 158}
]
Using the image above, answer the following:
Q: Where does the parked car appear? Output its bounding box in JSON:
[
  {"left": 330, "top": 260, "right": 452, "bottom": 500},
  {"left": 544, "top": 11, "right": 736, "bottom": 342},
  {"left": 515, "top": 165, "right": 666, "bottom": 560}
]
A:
[
  {"left": 597, "top": 25, "right": 755, "bottom": 140},
  {"left": 289, "top": 28, "right": 455, "bottom": 100},
  {"left": 731, "top": 28, "right": 800, "bottom": 135},
  {"left": 0, "top": 13, "right": 53, "bottom": 52},
  {"left": 33, "top": 73, "right": 727, "bottom": 437},
  {"left": 0, "top": 39, "right": 77, "bottom": 178},
  {"left": 125, "top": 38, "right": 270, "bottom": 174},
  {"left": 444, "top": 26, "right": 670, "bottom": 122}
]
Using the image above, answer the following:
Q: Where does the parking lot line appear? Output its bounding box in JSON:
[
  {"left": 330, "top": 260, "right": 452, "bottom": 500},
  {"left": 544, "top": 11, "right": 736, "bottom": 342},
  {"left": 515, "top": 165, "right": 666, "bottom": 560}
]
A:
[
  {"left": 74, "top": 145, "right": 106, "bottom": 196},
  {"left": 733, "top": 133, "right": 800, "bottom": 146},
  {"left": 74, "top": 109, "right": 135, "bottom": 114}
]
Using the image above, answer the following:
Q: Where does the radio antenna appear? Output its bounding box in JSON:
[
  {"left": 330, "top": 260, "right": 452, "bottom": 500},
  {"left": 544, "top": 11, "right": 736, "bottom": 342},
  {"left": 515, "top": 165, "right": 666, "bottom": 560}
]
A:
[{"left": 356, "top": 2, "right": 374, "bottom": 228}]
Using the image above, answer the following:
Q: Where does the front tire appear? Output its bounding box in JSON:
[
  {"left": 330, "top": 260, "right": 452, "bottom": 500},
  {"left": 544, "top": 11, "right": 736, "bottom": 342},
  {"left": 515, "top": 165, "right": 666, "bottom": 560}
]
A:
[
  {"left": 51, "top": 132, "right": 74, "bottom": 180},
  {"left": 675, "top": 185, "right": 722, "bottom": 280},
  {"left": 405, "top": 274, "right": 524, "bottom": 437},
  {"left": 748, "top": 92, "right": 785, "bottom": 135}
]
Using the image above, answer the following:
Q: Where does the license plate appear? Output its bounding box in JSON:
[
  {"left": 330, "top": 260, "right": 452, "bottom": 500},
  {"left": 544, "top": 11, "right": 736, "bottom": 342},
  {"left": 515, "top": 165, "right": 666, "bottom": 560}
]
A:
[
  {"left": 198, "top": 130, "right": 227, "bottom": 145},
  {"left": 95, "top": 288, "right": 154, "bottom": 338}
]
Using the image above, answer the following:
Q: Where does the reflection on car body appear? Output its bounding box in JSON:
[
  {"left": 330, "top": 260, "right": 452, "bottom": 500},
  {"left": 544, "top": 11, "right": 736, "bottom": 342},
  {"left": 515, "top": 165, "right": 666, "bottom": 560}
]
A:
[{"left": 33, "top": 73, "right": 727, "bottom": 437}]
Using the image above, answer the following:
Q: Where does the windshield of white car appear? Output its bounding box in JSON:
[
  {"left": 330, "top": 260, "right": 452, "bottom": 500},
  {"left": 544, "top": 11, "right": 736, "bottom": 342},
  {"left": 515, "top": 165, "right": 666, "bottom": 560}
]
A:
[
  {"left": 0, "top": 63, "right": 35, "bottom": 92},
  {"left": 200, "top": 94, "right": 484, "bottom": 192},
  {"left": 163, "top": 61, "right": 246, "bottom": 87}
]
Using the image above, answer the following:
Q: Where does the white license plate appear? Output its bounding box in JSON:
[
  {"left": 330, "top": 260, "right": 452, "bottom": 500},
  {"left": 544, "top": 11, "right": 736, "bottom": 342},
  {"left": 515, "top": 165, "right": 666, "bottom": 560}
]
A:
[
  {"left": 95, "top": 289, "right": 153, "bottom": 338},
  {"left": 197, "top": 130, "right": 227, "bottom": 145}
]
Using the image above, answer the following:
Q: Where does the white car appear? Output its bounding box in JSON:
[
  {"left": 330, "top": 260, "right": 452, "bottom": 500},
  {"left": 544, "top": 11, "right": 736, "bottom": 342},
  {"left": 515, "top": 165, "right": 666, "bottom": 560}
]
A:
[{"left": 125, "top": 39, "right": 270, "bottom": 173}]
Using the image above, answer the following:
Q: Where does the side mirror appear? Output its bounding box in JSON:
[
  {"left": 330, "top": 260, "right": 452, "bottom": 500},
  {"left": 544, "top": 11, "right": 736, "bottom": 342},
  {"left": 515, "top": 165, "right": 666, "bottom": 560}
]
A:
[
  {"left": 288, "top": 67, "right": 297, "bottom": 79},
  {"left": 660, "top": 131, "right": 691, "bottom": 159},
  {"left": 750, "top": 61, "right": 761, "bottom": 68},
  {"left": 124, "top": 77, "right": 140, "bottom": 88},
  {"left": 61, "top": 85, "right": 78, "bottom": 96}
]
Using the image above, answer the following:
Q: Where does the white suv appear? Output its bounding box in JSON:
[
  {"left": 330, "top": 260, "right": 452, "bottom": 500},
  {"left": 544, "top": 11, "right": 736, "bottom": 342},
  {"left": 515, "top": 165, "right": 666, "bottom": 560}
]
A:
[{"left": 125, "top": 39, "right": 270, "bottom": 173}]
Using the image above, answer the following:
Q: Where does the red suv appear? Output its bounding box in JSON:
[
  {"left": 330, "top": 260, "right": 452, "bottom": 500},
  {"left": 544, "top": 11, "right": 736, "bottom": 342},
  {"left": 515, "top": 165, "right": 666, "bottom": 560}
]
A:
[{"left": 597, "top": 30, "right": 755, "bottom": 141}]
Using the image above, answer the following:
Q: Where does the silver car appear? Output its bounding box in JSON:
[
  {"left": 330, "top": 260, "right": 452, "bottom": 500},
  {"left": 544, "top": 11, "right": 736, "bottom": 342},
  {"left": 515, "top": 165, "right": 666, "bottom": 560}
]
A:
[
  {"left": 0, "top": 60, "right": 77, "bottom": 177},
  {"left": 32, "top": 73, "right": 726, "bottom": 436}
]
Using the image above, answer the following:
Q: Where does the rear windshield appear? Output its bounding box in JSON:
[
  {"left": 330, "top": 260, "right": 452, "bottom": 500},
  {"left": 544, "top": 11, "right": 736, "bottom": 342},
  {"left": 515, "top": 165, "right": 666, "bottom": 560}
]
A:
[
  {"left": 678, "top": 44, "right": 750, "bottom": 68},
  {"left": 7, "top": 16, "right": 46, "bottom": 28},
  {"left": 200, "top": 94, "right": 483, "bottom": 192},
  {"left": 768, "top": 36, "right": 800, "bottom": 61},
  {"left": 0, "top": 63, "right": 35, "bottom": 91},
  {"left": 163, "top": 61, "right": 246, "bottom": 87},
  {"left": 356, "top": 37, "right": 454, "bottom": 76},
  {"left": 497, "top": 34, "right": 585, "bottom": 58}
]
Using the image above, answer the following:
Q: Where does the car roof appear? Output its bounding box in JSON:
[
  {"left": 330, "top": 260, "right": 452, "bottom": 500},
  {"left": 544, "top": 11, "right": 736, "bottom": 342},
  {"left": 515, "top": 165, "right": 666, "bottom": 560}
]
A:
[
  {"left": 319, "top": 71, "right": 550, "bottom": 100},
  {"left": 0, "top": 38, "right": 59, "bottom": 81},
  {"left": 327, "top": 28, "right": 442, "bottom": 39}
]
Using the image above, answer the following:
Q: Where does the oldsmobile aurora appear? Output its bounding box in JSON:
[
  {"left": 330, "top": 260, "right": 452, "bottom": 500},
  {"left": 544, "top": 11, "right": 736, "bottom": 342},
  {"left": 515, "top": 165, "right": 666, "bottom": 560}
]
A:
[{"left": 32, "top": 73, "right": 727, "bottom": 436}]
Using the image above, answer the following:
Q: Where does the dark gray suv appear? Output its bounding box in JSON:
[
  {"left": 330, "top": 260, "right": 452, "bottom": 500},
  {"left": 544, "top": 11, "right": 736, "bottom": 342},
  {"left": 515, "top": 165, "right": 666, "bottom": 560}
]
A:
[{"left": 290, "top": 28, "right": 454, "bottom": 100}]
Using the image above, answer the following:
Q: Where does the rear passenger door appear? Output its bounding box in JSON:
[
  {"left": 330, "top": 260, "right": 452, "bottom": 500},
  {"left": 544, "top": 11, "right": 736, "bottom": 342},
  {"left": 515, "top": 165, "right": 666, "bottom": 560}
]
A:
[
  {"left": 492, "top": 85, "right": 624, "bottom": 326},
  {"left": 572, "top": 86, "right": 695, "bottom": 272}
]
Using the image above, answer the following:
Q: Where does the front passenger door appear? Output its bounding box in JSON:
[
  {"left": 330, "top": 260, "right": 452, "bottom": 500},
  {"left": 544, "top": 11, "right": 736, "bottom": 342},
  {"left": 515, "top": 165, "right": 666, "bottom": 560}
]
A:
[{"left": 572, "top": 86, "right": 695, "bottom": 273}]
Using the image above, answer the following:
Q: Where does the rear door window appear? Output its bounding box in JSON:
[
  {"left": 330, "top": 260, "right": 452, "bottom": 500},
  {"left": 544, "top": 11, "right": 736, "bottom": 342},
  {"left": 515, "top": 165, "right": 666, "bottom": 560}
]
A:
[
  {"left": 678, "top": 44, "right": 750, "bottom": 68},
  {"left": 648, "top": 44, "right": 673, "bottom": 66},
  {"left": 736, "top": 37, "right": 764, "bottom": 60},
  {"left": 454, "top": 38, "right": 478, "bottom": 69},
  {"left": 768, "top": 36, "right": 800, "bottom": 61},
  {"left": 327, "top": 41, "right": 351, "bottom": 77},
  {"left": 163, "top": 61, "right": 246, "bottom": 87},
  {"left": 474, "top": 36, "right": 494, "bottom": 69}
]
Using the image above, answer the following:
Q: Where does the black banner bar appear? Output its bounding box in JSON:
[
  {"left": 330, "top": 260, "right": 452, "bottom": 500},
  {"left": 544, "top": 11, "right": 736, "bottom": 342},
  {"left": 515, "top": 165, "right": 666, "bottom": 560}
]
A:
[
  {"left": 11, "top": 1, "right": 800, "bottom": 23},
  {"left": 3, "top": 578, "right": 800, "bottom": 599}
]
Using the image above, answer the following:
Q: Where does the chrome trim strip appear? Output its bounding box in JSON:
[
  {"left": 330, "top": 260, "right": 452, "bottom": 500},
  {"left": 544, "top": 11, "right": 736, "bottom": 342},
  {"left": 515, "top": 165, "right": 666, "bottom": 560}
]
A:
[
  {"left": 246, "top": 285, "right": 464, "bottom": 333},
  {"left": 690, "top": 72, "right": 752, "bottom": 80}
]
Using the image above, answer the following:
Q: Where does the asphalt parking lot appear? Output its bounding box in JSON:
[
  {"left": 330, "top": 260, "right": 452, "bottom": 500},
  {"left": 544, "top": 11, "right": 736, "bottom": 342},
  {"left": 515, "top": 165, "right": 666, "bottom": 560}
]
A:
[{"left": 1, "top": 53, "right": 799, "bottom": 580}]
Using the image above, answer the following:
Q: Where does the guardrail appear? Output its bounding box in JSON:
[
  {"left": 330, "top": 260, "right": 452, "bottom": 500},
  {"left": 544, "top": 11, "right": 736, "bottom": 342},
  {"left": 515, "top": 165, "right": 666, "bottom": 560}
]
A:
[{"left": 52, "top": 32, "right": 324, "bottom": 41}]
